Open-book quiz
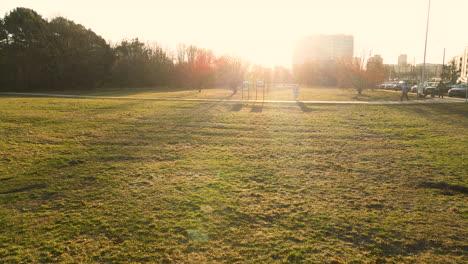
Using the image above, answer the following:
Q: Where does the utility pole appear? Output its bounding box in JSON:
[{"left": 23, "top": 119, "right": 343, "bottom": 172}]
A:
[
  {"left": 441, "top": 48, "right": 445, "bottom": 79},
  {"left": 421, "top": 0, "right": 431, "bottom": 97}
]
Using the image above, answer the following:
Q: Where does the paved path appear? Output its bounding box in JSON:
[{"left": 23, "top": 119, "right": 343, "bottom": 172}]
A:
[{"left": 1, "top": 92, "right": 466, "bottom": 105}]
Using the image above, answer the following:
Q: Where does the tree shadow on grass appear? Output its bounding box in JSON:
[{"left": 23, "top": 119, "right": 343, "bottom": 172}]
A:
[
  {"left": 383, "top": 104, "right": 468, "bottom": 121},
  {"left": 418, "top": 181, "right": 468, "bottom": 195},
  {"left": 296, "top": 102, "right": 313, "bottom": 112},
  {"left": 333, "top": 222, "right": 466, "bottom": 259},
  {"left": 223, "top": 92, "right": 237, "bottom": 100},
  {"left": 0, "top": 177, "right": 13, "bottom": 181},
  {"left": 251, "top": 104, "right": 263, "bottom": 113},
  {"left": 351, "top": 93, "right": 399, "bottom": 101},
  {"left": 1, "top": 183, "right": 47, "bottom": 194},
  {"left": 230, "top": 104, "right": 243, "bottom": 112}
]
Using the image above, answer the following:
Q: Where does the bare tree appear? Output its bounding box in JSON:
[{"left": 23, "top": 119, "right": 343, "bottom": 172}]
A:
[{"left": 340, "top": 52, "right": 372, "bottom": 94}]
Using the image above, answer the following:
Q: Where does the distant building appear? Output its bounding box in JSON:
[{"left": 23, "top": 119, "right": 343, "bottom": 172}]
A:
[
  {"left": 452, "top": 56, "right": 463, "bottom": 71},
  {"left": 460, "top": 46, "right": 468, "bottom": 82},
  {"left": 398, "top": 54, "right": 407, "bottom": 66},
  {"left": 387, "top": 64, "right": 413, "bottom": 75},
  {"left": 386, "top": 55, "right": 412, "bottom": 78},
  {"left": 416, "top": 63, "right": 443, "bottom": 79},
  {"left": 446, "top": 47, "right": 468, "bottom": 83},
  {"left": 293, "top": 34, "right": 354, "bottom": 65}
]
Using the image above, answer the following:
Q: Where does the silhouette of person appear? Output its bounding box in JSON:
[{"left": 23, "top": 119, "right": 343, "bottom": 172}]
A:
[
  {"left": 437, "top": 81, "right": 445, "bottom": 99},
  {"left": 400, "top": 82, "right": 409, "bottom": 101},
  {"left": 293, "top": 84, "right": 299, "bottom": 100}
]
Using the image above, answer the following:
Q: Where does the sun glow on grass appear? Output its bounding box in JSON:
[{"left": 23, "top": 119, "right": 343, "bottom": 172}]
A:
[
  {"left": 0, "top": 95, "right": 466, "bottom": 263},
  {"left": 43, "top": 86, "right": 419, "bottom": 102}
]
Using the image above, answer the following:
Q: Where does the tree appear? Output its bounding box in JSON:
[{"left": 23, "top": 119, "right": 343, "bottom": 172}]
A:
[
  {"left": 293, "top": 62, "right": 317, "bottom": 86},
  {"left": 111, "top": 38, "right": 150, "bottom": 87},
  {"left": 366, "top": 55, "right": 387, "bottom": 90},
  {"left": 272, "top": 66, "right": 293, "bottom": 84},
  {"left": 1, "top": 8, "right": 50, "bottom": 91},
  {"left": 215, "top": 55, "right": 245, "bottom": 93},
  {"left": 48, "top": 17, "right": 113, "bottom": 90},
  {"left": 192, "top": 48, "right": 215, "bottom": 92},
  {"left": 146, "top": 42, "right": 174, "bottom": 87},
  {"left": 340, "top": 56, "right": 371, "bottom": 94},
  {"left": 441, "top": 59, "right": 460, "bottom": 84},
  {"left": 0, "top": 18, "right": 10, "bottom": 90},
  {"left": 0, "top": 8, "right": 113, "bottom": 91},
  {"left": 173, "top": 45, "right": 215, "bottom": 92},
  {"left": 292, "top": 60, "right": 342, "bottom": 87}
]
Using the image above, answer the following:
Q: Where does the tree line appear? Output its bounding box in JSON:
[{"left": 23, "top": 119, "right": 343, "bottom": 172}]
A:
[
  {"left": 0, "top": 8, "right": 255, "bottom": 92},
  {"left": 0, "top": 8, "right": 386, "bottom": 94},
  {"left": 293, "top": 54, "right": 388, "bottom": 93}
]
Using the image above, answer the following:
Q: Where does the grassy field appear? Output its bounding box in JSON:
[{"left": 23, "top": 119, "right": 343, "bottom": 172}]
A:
[
  {"left": 42, "top": 86, "right": 420, "bottom": 101},
  {"left": 0, "top": 93, "right": 467, "bottom": 263}
]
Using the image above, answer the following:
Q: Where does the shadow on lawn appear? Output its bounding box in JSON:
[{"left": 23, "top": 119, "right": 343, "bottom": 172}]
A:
[
  {"left": 223, "top": 92, "right": 237, "bottom": 100},
  {"left": 418, "top": 181, "right": 468, "bottom": 195},
  {"left": 351, "top": 93, "right": 397, "bottom": 101},
  {"left": 1, "top": 183, "right": 47, "bottom": 194},
  {"left": 296, "top": 101, "right": 313, "bottom": 112},
  {"left": 230, "top": 104, "right": 243, "bottom": 112},
  {"left": 251, "top": 104, "right": 263, "bottom": 113},
  {"left": 383, "top": 103, "right": 468, "bottom": 120},
  {"left": 333, "top": 222, "right": 466, "bottom": 259}
]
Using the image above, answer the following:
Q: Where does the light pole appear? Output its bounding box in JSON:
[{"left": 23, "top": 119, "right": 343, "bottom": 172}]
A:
[
  {"left": 420, "top": 0, "right": 431, "bottom": 97},
  {"left": 465, "top": 48, "right": 468, "bottom": 103},
  {"left": 441, "top": 48, "right": 445, "bottom": 79}
]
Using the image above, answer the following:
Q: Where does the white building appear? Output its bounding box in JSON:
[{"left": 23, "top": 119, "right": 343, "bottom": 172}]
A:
[
  {"left": 460, "top": 47, "right": 468, "bottom": 82},
  {"left": 398, "top": 54, "right": 407, "bottom": 66},
  {"left": 293, "top": 34, "right": 354, "bottom": 65},
  {"left": 452, "top": 56, "right": 463, "bottom": 71}
]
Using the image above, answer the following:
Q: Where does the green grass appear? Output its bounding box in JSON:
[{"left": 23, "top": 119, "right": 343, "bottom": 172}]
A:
[
  {"left": 41, "top": 86, "right": 420, "bottom": 101},
  {"left": 0, "top": 94, "right": 467, "bottom": 263}
]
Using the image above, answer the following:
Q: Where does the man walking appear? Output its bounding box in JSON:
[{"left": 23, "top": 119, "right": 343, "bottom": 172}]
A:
[
  {"left": 293, "top": 84, "right": 299, "bottom": 101},
  {"left": 437, "top": 81, "right": 446, "bottom": 99},
  {"left": 400, "top": 82, "right": 409, "bottom": 101}
]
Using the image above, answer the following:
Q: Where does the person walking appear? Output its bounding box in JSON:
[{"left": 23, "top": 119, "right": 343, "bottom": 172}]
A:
[
  {"left": 400, "top": 82, "right": 409, "bottom": 101},
  {"left": 437, "top": 80, "right": 445, "bottom": 99},
  {"left": 293, "top": 84, "right": 299, "bottom": 101}
]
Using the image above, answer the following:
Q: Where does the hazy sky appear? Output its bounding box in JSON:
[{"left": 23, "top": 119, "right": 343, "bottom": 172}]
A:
[{"left": 2, "top": 0, "right": 468, "bottom": 68}]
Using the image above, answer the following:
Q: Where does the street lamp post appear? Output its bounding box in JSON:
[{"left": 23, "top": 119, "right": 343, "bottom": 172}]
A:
[{"left": 420, "top": 0, "right": 431, "bottom": 97}]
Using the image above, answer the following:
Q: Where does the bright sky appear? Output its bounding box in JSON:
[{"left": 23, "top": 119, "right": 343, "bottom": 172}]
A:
[{"left": 2, "top": 0, "right": 468, "bottom": 68}]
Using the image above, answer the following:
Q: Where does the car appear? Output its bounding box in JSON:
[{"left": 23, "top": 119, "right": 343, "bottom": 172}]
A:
[
  {"left": 384, "top": 82, "right": 398, "bottom": 90},
  {"left": 446, "top": 83, "right": 457, "bottom": 90},
  {"left": 448, "top": 83, "right": 467, "bottom": 97},
  {"left": 422, "top": 82, "right": 439, "bottom": 96},
  {"left": 394, "top": 81, "right": 409, "bottom": 91},
  {"left": 410, "top": 85, "right": 419, "bottom": 93},
  {"left": 378, "top": 83, "right": 387, "bottom": 89}
]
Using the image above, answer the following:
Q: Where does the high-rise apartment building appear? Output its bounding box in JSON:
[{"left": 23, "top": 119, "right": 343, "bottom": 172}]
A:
[
  {"left": 398, "top": 54, "right": 407, "bottom": 66},
  {"left": 461, "top": 47, "right": 468, "bottom": 82},
  {"left": 453, "top": 56, "right": 463, "bottom": 71},
  {"left": 293, "top": 34, "right": 354, "bottom": 65}
]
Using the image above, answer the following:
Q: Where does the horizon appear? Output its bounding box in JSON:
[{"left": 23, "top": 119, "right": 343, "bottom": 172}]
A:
[{"left": 2, "top": 0, "right": 468, "bottom": 68}]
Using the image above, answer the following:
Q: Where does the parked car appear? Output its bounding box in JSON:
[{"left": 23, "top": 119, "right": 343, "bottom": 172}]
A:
[
  {"left": 394, "top": 81, "right": 409, "bottom": 91},
  {"left": 446, "top": 83, "right": 457, "bottom": 90},
  {"left": 385, "top": 82, "right": 398, "bottom": 90},
  {"left": 423, "top": 82, "right": 439, "bottom": 96},
  {"left": 448, "top": 83, "right": 468, "bottom": 97},
  {"left": 410, "top": 85, "right": 419, "bottom": 93}
]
